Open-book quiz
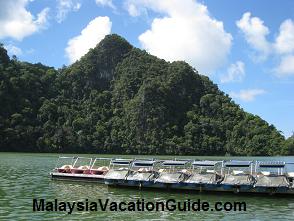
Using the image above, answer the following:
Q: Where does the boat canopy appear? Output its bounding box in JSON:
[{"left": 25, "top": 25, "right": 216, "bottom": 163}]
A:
[
  {"left": 55, "top": 156, "right": 77, "bottom": 169},
  {"left": 111, "top": 159, "right": 133, "bottom": 166},
  {"left": 258, "top": 161, "right": 285, "bottom": 168},
  {"left": 73, "top": 157, "right": 93, "bottom": 167},
  {"left": 93, "top": 157, "right": 113, "bottom": 160},
  {"left": 224, "top": 161, "right": 252, "bottom": 167},
  {"left": 161, "top": 160, "right": 189, "bottom": 166},
  {"left": 192, "top": 160, "right": 222, "bottom": 167},
  {"left": 132, "top": 160, "right": 157, "bottom": 167},
  {"left": 58, "top": 156, "right": 76, "bottom": 159}
]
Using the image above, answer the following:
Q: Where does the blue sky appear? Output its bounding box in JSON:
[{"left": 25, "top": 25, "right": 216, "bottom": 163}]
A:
[{"left": 1, "top": 0, "right": 293, "bottom": 138}]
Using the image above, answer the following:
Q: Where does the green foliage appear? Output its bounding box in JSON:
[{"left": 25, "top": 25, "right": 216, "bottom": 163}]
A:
[
  {"left": 0, "top": 44, "right": 10, "bottom": 66},
  {"left": 0, "top": 35, "right": 289, "bottom": 155},
  {"left": 285, "top": 133, "right": 294, "bottom": 155}
]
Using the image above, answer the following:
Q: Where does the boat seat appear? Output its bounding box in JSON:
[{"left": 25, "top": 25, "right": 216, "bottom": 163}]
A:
[
  {"left": 58, "top": 165, "right": 73, "bottom": 173},
  {"left": 98, "top": 166, "right": 109, "bottom": 171},
  {"left": 261, "top": 171, "right": 271, "bottom": 176},
  {"left": 206, "top": 169, "right": 215, "bottom": 174},
  {"left": 118, "top": 167, "right": 129, "bottom": 171},
  {"left": 287, "top": 172, "right": 294, "bottom": 178},
  {"left": 254, "top": 175, "right": 290, "bottom": 188},
  {"left": 184, "top": 173, "right": 217, "bottom": 184},
  {"left": 138, "top": 168, "right": 150, "bottom": 173},
  {"left": 199, "top": 169, "right": 216, "bottom": 175},
  {"left": 155, "top": 172, "right": 184, "bottom": 184},
  {"left": 78, "top": 165, "right": 89, "bottom": 170},
  {"left": 91, "top": 166, "right": 109, "bottom": 170},
  {"left": 181, "top": 169, "right": 192, "bottom": 175},
  {"left": 127, "top": 171, "right": 154, "bottom": 181},
  {"left": 221, "top": 174, "right": 254, "bottom": 185},
  {"left": 90, "top": 166, "right": 109, "bottom": 175},
  {"left": 70, "top": 165, "right": 90, "bottom": 174},
  {"left": 104, "top": 169, "right": 129, "bottom": 180},
  {"left": 232, "top": 170, "right": 245, "bottom": 175}
]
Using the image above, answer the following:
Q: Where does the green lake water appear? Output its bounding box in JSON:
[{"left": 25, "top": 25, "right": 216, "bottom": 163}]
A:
[{"left": 0, "top": 153, "right": 294, "bottom": 220}]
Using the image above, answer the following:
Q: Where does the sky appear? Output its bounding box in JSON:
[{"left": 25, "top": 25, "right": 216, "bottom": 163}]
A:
[{"left": 0, "top": 0, "right": 293, "bottom": 138}]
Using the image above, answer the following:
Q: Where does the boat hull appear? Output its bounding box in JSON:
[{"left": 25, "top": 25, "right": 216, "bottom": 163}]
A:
[
  {"left": 50, "top": 172, "right": 294, "bottom": 195},
  {"left": 50, "top": 172, "right": 105, "bottom": 183},
  {"left": 106, "top": 179, "right": 294, "bottom": 195}
]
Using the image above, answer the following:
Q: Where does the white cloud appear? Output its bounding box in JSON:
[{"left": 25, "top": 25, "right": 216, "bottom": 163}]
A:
[
  {"left": 220, "top": 61, "right": 245, "bottom": 83},
  {"left": 230, "top": 89, "right": 266, "bottom": 102},
  {"left": 125, "top": 0, "right": 232, "bottom": 74},
  {"left": 4, "top": 44, "right": 23, "bottom": 56},
  {"left": 236, "top": 12, "right": 271, "bottom": 60},
  {"left": 126, "top": 3, "right": 141, "bottom": 17},
  {"left": 275, "top": 55, "right": 294, "bottom": 76},
  {"left": 56, "top": 0, "right": 81, "bottom": 23},
  {"left": 274, "top": 19, "right": 294, "bottom": 76},
  {"left": 65, "top": 16, "right": 112, "bottom": 63},
  {"left": 237, "top": 13, "right": 294, "bottom": 77},
  {"left": 95, "top": 0, "right": 115, "bottom": 9},
  {"left": 35, "top": 8, "right": 50, "bottom": 27},
  {"left": 0, "top": 0, "right": 49, "bottom": 40},
  {"left": 274, "top": 19, "right": 294, "bottom": 54}
]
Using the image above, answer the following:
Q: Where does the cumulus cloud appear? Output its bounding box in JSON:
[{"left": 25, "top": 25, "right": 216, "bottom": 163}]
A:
[
  {"left": 56, "top": 0, "right": 81, "bottom": 23},
  {"left": 230, "top": 89, "right": 266, "bottom": 102},
  {"left": 0, "top": 0, "right": 49, "bottom": 40},
  {"left": 237, "top": 13, "right": 294, "bottom": 76},
  {"left": 125, "top": 0, "right": 232, "bottom": 74},
  {"left": 126, "top": 3, "right": 141, "bottom": 17},
  {"left": 275, "top": 55, "right": 294, "bottom": 76},
  {"left": 274, "top": 19, "right": 294, "bottom": 76},
  {"left": 65, "top": 16, "right": 112, "bottom": 63},
  {"left": 220, "top": 61, "right": 245, "bottom": 83},
  {"left": 274, "top": 19, "right": 294, "bottom": 55},
  {"left": 4, "top": 44, "right": 23, "bottom": 57},
  {"left": 95, "top": 0, "right": 115, "bottom": 9},
  {"left": 236, "top": 12, "right": 271, "bottom": 60}
]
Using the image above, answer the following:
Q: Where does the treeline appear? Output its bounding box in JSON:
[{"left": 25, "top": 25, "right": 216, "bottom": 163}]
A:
[{"left": 0, "top": 35, "right": 293, "bottom": 155}]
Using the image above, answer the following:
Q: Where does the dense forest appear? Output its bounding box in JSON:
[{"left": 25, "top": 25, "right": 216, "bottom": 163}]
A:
[{"left": 0, "top": 34, "right": 293, "bottom": 155}]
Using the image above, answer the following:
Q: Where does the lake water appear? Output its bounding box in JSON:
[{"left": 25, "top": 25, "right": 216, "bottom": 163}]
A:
[{"left": 0, "top": 153, "right": 294, "bottom": 220}]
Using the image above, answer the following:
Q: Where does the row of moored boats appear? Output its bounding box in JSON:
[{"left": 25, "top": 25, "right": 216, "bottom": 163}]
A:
[{"left": 50, "top": 157, "right": 294, "bottom": 195}]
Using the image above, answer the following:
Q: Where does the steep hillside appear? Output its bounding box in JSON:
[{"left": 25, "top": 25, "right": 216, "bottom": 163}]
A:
[{"left": 0, "top": 35, "right": 289, "bottom": 155}]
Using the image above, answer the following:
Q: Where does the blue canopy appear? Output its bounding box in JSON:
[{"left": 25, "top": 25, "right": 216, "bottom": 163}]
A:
[
  {"left": 161, "top": 160, "right": 188, "bottom": 166},
  {"left": 258, "top": 161, "right": 285, "bottom": 168},
  {"left": 224, "top": 161, "right": 252, "bottom": 167},
  {"left": 111, "top": 159, "right": 133, "bottom": 166},
  {"left": 93, "top": 157, "right": 112, "bottom": 160},
  {"left": 132, "top": 160, "right": 157, "bottom": 167},
  {"left": 192, "top": 160, "right": 221, "bottom": 167}
]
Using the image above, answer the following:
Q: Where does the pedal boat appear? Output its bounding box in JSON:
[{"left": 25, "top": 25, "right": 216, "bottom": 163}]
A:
[
  {"left": 125, "top": 159, "right": 159, "bottom": 187},
  {"left": 104, "top": 159, "right": 133, "bottom": 185},
  {"left": 50, "top": 156, "right": 110, "bottom": 182},
  {"left": 254, "top": 161, "right": 291, "bottom": 194},
  {"left": 221, "top": 160, "right": 255, "bottom": 192},
  {"left": 183, "top": 160, "right": 223, "bottom": 190},
  {"left": 153, "top": 160, "right": 190, "bottom": 188}
]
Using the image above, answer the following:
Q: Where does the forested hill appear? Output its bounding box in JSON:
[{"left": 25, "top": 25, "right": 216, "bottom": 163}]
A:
[{"left": 0, "top": 35, "right": 293, "bottom": 155}]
